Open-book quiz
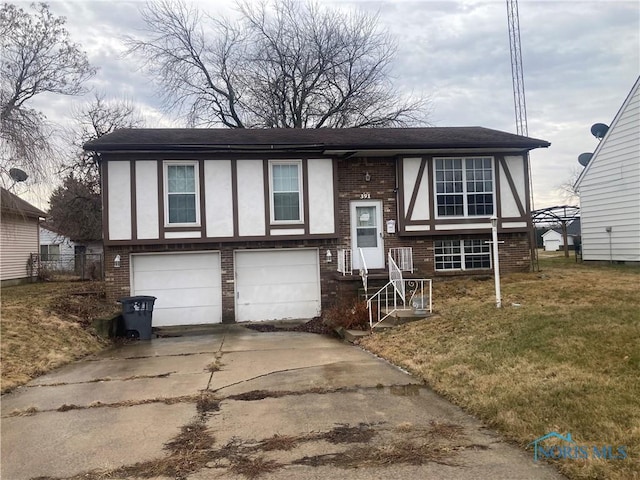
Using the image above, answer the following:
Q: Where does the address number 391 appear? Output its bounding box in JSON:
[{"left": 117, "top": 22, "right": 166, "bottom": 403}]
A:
[{"left": 360, "top": 192, "right": 371, "bottom": 199}]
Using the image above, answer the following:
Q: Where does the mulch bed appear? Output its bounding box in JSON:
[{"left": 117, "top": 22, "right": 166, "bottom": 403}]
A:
[{"left": 244, "top": 317, "right": 335, "bottom": 335}]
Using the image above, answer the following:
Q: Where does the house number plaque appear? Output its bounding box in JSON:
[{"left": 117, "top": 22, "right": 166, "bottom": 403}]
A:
[{"left": 359, "top": 192, "right": 371, "bottom": 199}]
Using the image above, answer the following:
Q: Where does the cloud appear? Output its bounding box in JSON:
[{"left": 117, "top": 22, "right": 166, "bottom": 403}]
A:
[{"left": 26, "top": 0, "right": 640, "bottom": 208}]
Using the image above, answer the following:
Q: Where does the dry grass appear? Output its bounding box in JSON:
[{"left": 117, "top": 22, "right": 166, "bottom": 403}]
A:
[
  {"left": 1, "top": 281, "right": 118, "bottom": 393},
  {"left": 360, "top": 255, "right": 640, "bottom": 480}
]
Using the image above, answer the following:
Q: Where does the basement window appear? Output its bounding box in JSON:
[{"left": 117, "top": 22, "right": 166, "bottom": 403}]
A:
[{"left": 434, "top": 239, "right": 491, "bottom": 271}]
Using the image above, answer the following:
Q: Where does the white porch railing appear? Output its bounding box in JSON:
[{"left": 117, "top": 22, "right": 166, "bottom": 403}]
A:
[
  {"left": 389, "top": 247, "right": 414, "bottom": 273},
  {"left": 337, "top": 248, "right": 353, "bottom": 275},
  {"left": 367, "top": 253, "right": 431, "bottom": 329},
  {"left": 358, "top": 248, "right": 368, "bottom": 299}
]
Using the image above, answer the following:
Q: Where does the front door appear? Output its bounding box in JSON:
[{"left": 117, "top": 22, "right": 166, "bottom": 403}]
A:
[{"left": 351, "top": 200, "right": 384, "bottom": 270}]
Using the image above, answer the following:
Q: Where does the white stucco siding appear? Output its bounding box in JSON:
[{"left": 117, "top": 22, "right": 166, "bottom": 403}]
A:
[
  {"left": 500, "top": 155, "right": 526, "bottom": 218},
  {"left": 307, "top": 159, "right": 335, "bottom": 234},
  {"left": 205, "top": 160, "right": 234, "bottom": 238},
  {"left": 236, "top": 160, "right": 266, "bottom": 237},
  {"left": 578, "top": 79, "right": 640, "bottom": 262},
  {"left": 108, "top": 161, "right": 132, "bottom": 240},
  {"left": 1, "top": 215, "right": 39, "bottom": 282},
  {"left": 403, "top": 158, "right": 430, "bottom": 221},
  {"left": 135, "top": 161, "right": 159, "bottom": 239}
]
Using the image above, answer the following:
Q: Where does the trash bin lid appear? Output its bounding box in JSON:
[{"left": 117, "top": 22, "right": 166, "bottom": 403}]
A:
[{"left": 118, "top": 296, "right": 157, "bottom": 303}]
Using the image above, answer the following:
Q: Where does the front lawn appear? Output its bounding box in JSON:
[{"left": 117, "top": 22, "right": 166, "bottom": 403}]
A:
[
  {"left": 360, "top": 255, "right": 639, "bottom": 480},
  {"left": 1, "top": 281, "right": 118, "bottom": 393}
]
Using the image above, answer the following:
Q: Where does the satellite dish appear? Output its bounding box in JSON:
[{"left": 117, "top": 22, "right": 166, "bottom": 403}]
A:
[
  {"left": 578, "top": 153, "right": 593, "bottom": 167},
  {"left": 590, "top": 123, "right": 609, "bottom": 140},
  {"left": 9, "top": 168, "right": 28, "bottom": 182}
]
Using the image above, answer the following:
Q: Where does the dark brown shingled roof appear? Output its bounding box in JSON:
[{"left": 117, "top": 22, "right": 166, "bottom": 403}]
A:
[
  {"left": 1, "top": 188, "right": 46, "bottom": 218},
  {"left": 84, "top": 127, "right": 550, "bottom": 152}
]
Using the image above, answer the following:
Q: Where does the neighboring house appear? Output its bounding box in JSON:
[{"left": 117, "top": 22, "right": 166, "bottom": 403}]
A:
[
  {"left": 542, "top": 218, "right": 581, "bottom": 251},
  {"left": 0, "top": 188, "right": 46, "bottom": 286},
  {"left": 575, "top": 77, "right": 640, "bottom": 264},
  {"left": 39, "top": 224, "right": 104, "bottom": 278},
  {"left": 39, "top": 224, "right": 75, "bottom": 270},
  {"left": 84, "top": 127, "right": 550, "bottom": 326}
]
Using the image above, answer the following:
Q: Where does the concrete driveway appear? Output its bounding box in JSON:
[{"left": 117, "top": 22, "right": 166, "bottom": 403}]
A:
[{"left": 1, "top": 326, "right": 564, "bottom": 480}]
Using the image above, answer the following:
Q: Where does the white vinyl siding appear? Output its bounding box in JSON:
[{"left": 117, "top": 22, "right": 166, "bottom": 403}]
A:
[
  {"left": 577, "top": 78, "right": 640, "bottom": 262},
  {"left": 136, "top": 161, "right": 159, "bottom": 239},
  {"left": 237, "top": 160, "right": 266, "bottom": 237},
  {"left": 307, "top": 159, "right": 335, "bottom": 234},
  {"left": 0, "top": 215, "right": 39, "bottom": 282}
]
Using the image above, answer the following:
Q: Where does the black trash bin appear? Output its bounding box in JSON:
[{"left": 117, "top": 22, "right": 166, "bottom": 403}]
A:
[{"left": 117, "top": 296, "right": 156, "bottom": 340}]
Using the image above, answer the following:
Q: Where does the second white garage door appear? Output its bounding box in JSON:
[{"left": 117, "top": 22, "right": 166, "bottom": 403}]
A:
[
  {"left": 131, "top": 252, "right": 222, "bottom": 327},
  {"left": 235, "top": 249, "right": 321, "bottom": 322}
]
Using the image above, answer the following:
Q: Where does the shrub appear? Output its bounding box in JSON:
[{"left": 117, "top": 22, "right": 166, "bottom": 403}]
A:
[{"left": 323, "top": 299, "right": 372, "bottom": 331}]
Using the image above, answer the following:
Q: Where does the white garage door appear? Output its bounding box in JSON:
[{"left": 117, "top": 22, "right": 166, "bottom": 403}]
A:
[
  {"left": 131, "top": 252, "right": 222, "bottom": 326},
  {"left": 235, "top": 249, "right": 321, "bottom": 322}
]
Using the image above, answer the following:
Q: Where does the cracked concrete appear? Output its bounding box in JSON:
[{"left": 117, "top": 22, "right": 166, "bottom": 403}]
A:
[{"left": 1, "top": 325, "right": 565, "bottom": 480}]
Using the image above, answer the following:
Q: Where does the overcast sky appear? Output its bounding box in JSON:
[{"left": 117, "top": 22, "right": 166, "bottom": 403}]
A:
[{"left": 28, "top": 0, "right": 640, "bottom": 209}]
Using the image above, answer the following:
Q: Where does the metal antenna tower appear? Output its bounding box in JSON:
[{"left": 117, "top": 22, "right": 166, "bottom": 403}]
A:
[{"left": 506, "top": 0, "right": 528, "bottom": 136}]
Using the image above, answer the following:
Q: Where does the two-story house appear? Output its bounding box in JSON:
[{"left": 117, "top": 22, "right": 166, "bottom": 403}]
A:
[{"left": 84, "top": 127, "right": 550, "bottom": 326}]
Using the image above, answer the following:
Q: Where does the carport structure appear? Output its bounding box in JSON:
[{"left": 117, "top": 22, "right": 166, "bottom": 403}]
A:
[{"left": 532, "top": 205, "right": 580, "bottom": 258}]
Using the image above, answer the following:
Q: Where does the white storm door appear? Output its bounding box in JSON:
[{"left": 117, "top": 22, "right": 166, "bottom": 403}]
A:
[{"left": 351, "top": 200, "right": 384, "bottom": 270}]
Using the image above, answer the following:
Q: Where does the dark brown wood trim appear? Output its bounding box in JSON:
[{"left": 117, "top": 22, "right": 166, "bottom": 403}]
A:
[
  {"left": 163, "top": 225, "right": 204, "bottom": 232},
  {"left": 398, "top": 228, "right": 529, "bottom": 237},
  {"left": 404, "top": 220, "right": 431, "bottom": 226},
  {"left": 498, "top": 155, "right": 525, "bottom": 217},
  {"left": 198, "top": 159, "right": 207, "bottom": 237},
  {"left": 333, "top": 157, "right": 339, "bottom": 235},
  {"left": 405, "top": 157, "right": 427, "bottom": 224},
  {"left": 103, "top": 233, "right": 341, "bottom": 246},
  {"left": 396, "top": 158, "right": 405, "bottom": 232},
  {"left": 231, "top": 160, "right": 239, "bottom": 238},
  {"left": 263, "top": 159, "right": 271, "bottom": 234},
  {"left": 302, "top": 159, "right": 310, "bottom": 235},
  {"left": 495, "top": 155, "right": 502, "bottom": 219},
  {"left": 157, "top": 160, "right": 165, "bottom": 240},
  {"left": 524, "top": 153, "right": 532, "bottom": 219},
  {"left": 435, "top": 218, "right": 495, "bottom": 225},
  {"left": 102, "top": 160, "right": 110, "bottom": 242},
  {"left": 130, "top": 161, "right": 137, "bottom": 240},
  {"left": 427, "top": 156, "right": 435, "bottom": 221},
  {"left": 270, "top": 223, "right": 306, "bottom": 230}
]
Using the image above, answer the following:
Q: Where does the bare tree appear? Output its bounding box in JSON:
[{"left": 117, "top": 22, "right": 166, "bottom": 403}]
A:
[
  {"left": 558, "top": 166, "right": 582, "bottom": 204},
  {"left": 63, "top": 93, "right": 145, "bottom": 190},
  {"left": 127, "top": 0, "right": 428, "bottom": 128},
  {"left": 0, "top": 2, "right": 95, "bottom": 185}
]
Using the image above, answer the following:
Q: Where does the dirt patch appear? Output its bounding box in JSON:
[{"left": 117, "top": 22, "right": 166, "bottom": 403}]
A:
[
  {"left": 244, "top": 317, "right": 336, "bottom": 335},
  {"left": 315, "top": 422, "right": 377, "bottom": 444},
  {"left": 226, "top": 386, "right": 351, "bottom": 401}
]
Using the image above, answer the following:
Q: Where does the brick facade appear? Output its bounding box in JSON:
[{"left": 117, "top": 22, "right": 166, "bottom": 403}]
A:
[{"left": 103, "top": 155, "right": 531, "bottom": 320}]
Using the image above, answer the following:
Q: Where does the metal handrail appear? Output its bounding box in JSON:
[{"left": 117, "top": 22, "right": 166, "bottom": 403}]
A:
[
  {"left": 358, "top": 248, "right": 368, "bottom": 299},
  {"left": 389, "top": 247, "right": 414, "bottom": 273},
  {"left": 388, "top": 252, "right": 405, "bottom": 299},
  {"left": 367, "top": 277, "right": 433, "bottom": 329},
  {"left": 337, "top": 248, "right": 352, "bottom": 275}
]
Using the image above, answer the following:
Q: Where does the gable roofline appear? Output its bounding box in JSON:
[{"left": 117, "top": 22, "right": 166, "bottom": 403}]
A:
[
  {"left": 83, "top": 127, "right": 550, "bottom": 155},
  {"left": 575, "top": 76, "right": 640, "bottom": 189},
  {"left": 0, "top": 188, "right": 46, "bottom": 219}
]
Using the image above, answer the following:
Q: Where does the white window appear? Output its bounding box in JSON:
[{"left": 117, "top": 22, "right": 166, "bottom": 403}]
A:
[
  {"left": 269, "top": 160, "right": 303, "bottom": 223},
  {"left": 435, "top": 157, "right": 494, "bottom": 217},
  {"left": 434, "top": 239, "right": 491, "bottom": 271},
  {"left": 164, "top": 161, "right": 200, "bottom": 225},
  {"left": 40, "top": 244, "right": 60, "bottom": 262}
]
